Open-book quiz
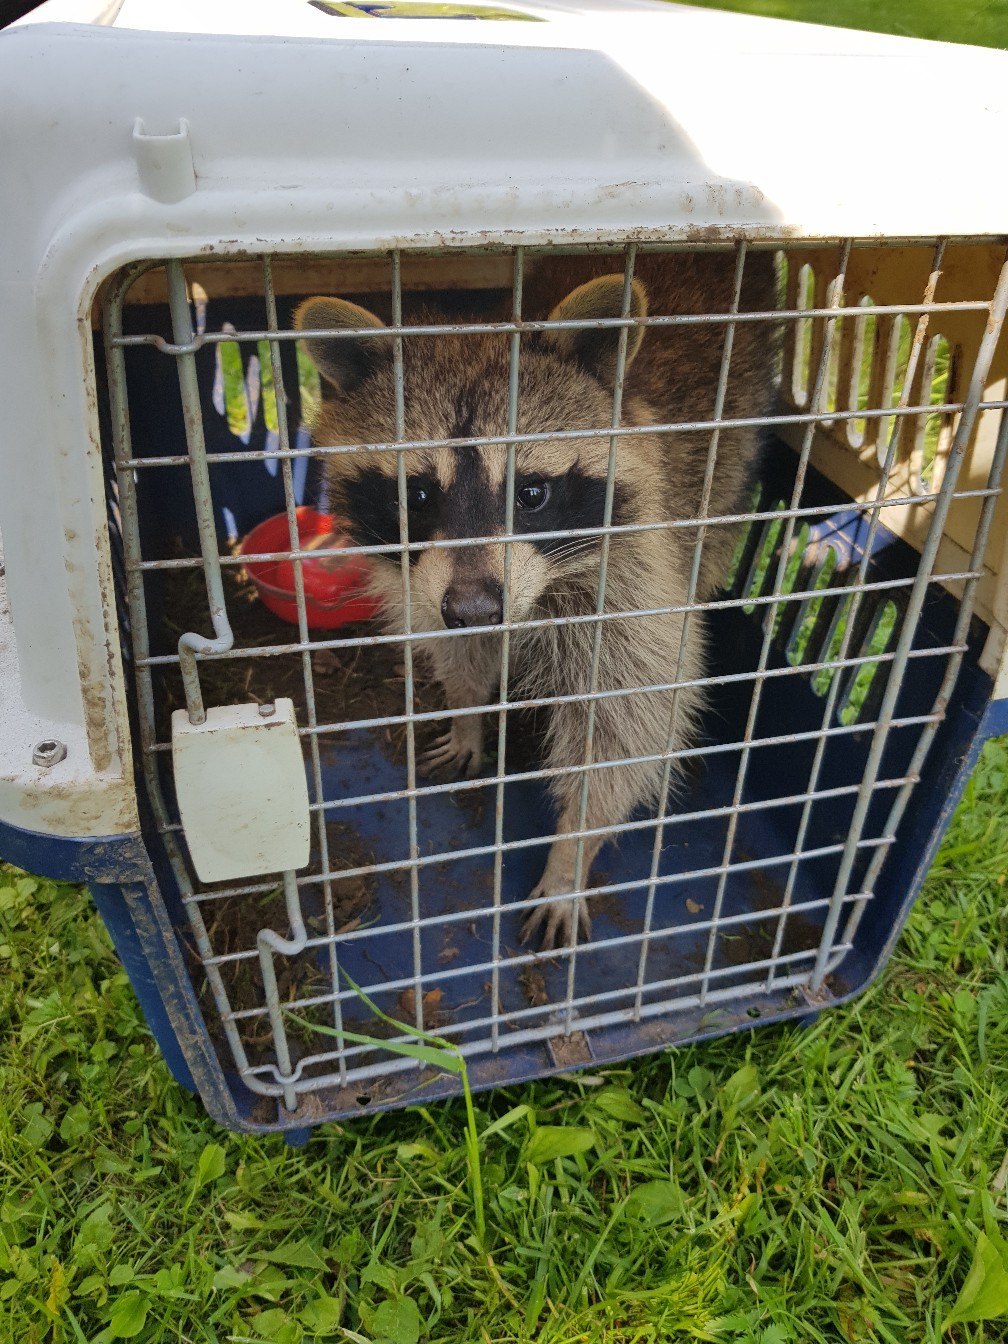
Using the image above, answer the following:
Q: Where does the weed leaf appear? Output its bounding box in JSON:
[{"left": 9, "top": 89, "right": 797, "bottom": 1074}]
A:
[
  {"left": 186, "top": 1142, "right": 226, "bottom": 1210},
  {"left": 108, "top": 1290, "right": 149, "bottom": 1338},
  {"left": 260, "top": 1240, "right": 327, "bottom": 1270},
  {"left": 526, "top": 1126, "right": 595, "bottom": 1165},
  {"left": 251, "top": 1306, "right": 297, "bottom": 1341},
  {"left": 372, "top": 1296, "right": 421, "bottom": 1344},
  {"left": 593, "top": 1086, "right": 648, "bottom": 1124},
  {"left": 624, "top": 1179, "right": 684, "bottom": 1226},
  {"left": 720, "top": 1063, "right": 760, "bottom": 1116},
  {"left": 947, "top": 1230, "right": 1008, "bottom": 1325}
]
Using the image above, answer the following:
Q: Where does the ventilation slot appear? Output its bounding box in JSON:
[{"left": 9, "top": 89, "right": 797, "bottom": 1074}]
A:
[
  {"left": 838, "top": 599, "right": 899, "bottom": 725},
  {"left": 847, "top": 296, "right": 877, "bottom": 449},
  {"left": 914, "top": 334, "right": 954, "bottom": 493},
  {"left": 876, "top": 312, "right": 913, "bottom": 465},
  {"left": 791, "top": 262, "right": 816, "bottom": 407}
]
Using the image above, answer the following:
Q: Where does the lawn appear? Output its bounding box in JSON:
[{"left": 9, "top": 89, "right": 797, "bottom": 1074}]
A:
[
  {"left": 674, "top": 0, "right": 1008, "bottom": 48},
  {"left": 2, "top": 732, "right": 1007, "bottom": 1343}
]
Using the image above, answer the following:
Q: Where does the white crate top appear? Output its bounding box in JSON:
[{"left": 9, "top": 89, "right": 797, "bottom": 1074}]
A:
[{"left": 5, "top": 0, "right": 1008, "bottom": 248}]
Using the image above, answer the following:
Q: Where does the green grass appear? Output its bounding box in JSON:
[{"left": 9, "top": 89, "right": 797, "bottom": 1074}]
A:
[
  {"left": 676, "top": 0, "right": 1008, "bottom": 48},
  {"left": 2, "top": 738, "right": 1007, "bottom": 1342}
]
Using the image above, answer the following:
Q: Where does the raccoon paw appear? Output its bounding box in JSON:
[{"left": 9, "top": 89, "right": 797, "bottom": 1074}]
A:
[
  {"left": 520, "top": 887, "right": 592, "bottom": 951},
  {"left": 418, "top": 729, "right": 482, "bottom": 781}
]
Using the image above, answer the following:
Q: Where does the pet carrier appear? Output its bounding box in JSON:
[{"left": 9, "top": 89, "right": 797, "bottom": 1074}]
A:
[{"left": 2, "top": 0, "right": 1007, "bottom": 1134}]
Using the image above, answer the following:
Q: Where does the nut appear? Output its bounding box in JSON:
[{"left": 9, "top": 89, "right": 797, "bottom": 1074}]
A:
[{"left": 32, "top": 739, "right": 67, "bottom": 768}]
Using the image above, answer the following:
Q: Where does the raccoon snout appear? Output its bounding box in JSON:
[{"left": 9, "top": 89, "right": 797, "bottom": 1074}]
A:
[{"left": 441, "top": 580, "right": 504, "bottom": 630}]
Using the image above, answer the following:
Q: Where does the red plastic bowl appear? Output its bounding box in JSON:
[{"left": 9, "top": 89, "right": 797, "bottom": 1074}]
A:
[{"left": 238, "top": 507, "right": 382, "bottom": 630}]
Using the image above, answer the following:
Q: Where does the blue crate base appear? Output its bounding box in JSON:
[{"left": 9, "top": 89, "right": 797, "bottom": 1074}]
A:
[
  {"left": 2, "top": 635, "right": 1002, "bottom": 1136},
  {"left": 3, "top": 664, "right": 1001, "bottom": 1133},
  {"left": 212, "top": 631, "right": 995, "bottom": 1126}
]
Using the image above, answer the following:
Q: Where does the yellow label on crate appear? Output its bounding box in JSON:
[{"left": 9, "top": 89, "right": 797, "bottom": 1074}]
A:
[{"left": 311, "top": 0, "right": 542, "bottom": 18}]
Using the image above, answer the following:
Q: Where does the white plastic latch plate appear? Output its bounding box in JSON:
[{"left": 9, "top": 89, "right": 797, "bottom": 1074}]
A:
[{"left": 171, "top": 699, "right": 310, "bottom": 883}]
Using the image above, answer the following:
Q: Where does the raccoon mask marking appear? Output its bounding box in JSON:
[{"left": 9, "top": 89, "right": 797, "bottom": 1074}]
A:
[
  {"left": 293, "top": 277, "right": 646, "bottom": 631},
  {"left": 341, "top": 457, "right": 629, "bottom": 566}
]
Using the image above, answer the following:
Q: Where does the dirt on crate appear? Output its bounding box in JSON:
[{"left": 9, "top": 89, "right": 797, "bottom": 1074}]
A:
[
  {"left": 312, "top": 821, "right": 379, "bottom": 932},
  {"left": 708, "top": 856, "right": 823, "bottom": 975},
  {"left": 152, "top": 554, "right": 561, "bottom": 770}
]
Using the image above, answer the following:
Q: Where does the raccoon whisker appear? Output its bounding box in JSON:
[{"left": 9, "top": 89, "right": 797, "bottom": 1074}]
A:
[
  {"left": 541, "top": 537, "right": 594, "bottom": 560},
  {"left": 543, "top": 541, "right": 597, "bottom": 567},
  {"left": 333, "top": 515, "right": 392, "bottom": 549}
]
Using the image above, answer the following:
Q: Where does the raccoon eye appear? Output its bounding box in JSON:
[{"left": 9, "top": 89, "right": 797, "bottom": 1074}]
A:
[
  {"left": 406, "top": 478, "right": 432, "bottom": 511},
  {"left": 516, "top": 480, "right": 550, "bottom": 512}
]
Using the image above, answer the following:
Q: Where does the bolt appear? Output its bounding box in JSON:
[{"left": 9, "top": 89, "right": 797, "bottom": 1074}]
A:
[
  {"left": 33, "top": 739, "right": 67, "bottom": 768},
  {"left": 258, "top": 702, "right": 276, "bottom": 718}
]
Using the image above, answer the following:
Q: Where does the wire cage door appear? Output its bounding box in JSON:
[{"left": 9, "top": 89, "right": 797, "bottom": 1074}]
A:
[{"left": 100, "top": 237, "right": 1008, "bottom": 1127}]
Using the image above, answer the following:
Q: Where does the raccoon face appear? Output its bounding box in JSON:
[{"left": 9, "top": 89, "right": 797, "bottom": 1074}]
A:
[{"left": 294, "top": 275, "right": 652, "bottom": 631}]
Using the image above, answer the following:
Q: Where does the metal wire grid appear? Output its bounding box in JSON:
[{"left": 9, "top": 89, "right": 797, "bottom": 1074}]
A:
[{"left": 102, "top": 239, "right": 1008, "bottom": 1114}]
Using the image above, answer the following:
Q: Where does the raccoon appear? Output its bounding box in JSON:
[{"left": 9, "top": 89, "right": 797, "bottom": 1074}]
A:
[{"left": 293, "top": 250, "right": 778, "bottom": 950}]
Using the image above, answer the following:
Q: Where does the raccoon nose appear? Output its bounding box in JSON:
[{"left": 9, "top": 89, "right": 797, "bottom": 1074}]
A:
[{"left": 441, "top": 582, "right": 504, "bottom": 629}]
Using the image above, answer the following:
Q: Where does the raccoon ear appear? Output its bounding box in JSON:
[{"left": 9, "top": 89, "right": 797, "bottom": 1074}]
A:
[
  {"left": 292, "top": 296, "right": 390, "bottom": 393},
  {"left": 543, "top": 275, "right": 648, "bottom": 388}
]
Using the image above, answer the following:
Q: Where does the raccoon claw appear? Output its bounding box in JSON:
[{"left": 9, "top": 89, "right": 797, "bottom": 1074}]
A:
[
  {"left": 520, "top": 889, "right": 592, "bottom": 951},
  {"left": 418, "top": 732, "right": 480, "bottom": 781}
]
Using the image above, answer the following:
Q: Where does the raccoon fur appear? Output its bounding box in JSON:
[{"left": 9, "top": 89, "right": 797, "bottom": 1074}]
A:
[{"left": 293, "top": 250, "right": 778, "bottom": 950}]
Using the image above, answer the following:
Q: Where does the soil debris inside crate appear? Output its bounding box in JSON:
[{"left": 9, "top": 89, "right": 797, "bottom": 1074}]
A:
[
  {"left": 152, "top": 557, "right": 448, "bottom": 765},
  {"left": 518, "top": 966, "right": 550, "bottom": 1009},
  {"left": 152, "top": 557, "right": 549, "bottom": 775},
  {"left": 701, "top": 856, "right": 823, "bottom": 983}
]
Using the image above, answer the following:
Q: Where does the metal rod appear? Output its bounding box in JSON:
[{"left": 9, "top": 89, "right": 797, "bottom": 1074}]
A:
[
  {"left": 262, "top": 256, "right": 348, "bottom": 1078},
  {"left": 232, "top": 913, "right": 859, "bottom": 1034},
  {"left": 391, "top": 250, "right": 426, "bottom": 1041},
  {"left": 176, "top": 757, "right": 923, "bottom": 907},
  {"left": 201, "top": 833, "right": 891, "bottom": 967},
  {"left": 176, "top": 720, "right": 940, "bottom": 844},
  {"left": 129, "top": 487, "right": 997, "bottom": 566},
  {"left": 302, "top": 736, "right": 922, "bottom": 818},
  {"left": 120, "top": 394, "right": 995, "bottom": 470},
  {"left": 230, "top": 911, "right": 857, "bottom": 1020},
  {"left": 132, "top": 567, "right": 982, "bottom": 662},
  {"left": 141, "top": 643, "right": 960, "bottom": 747},
  {"left": 635, "top": 240, "right": 748, "bottom": 1017},
  {"left": 165, "top": 259, "right": 235, "bottom": 723},
  {"left": 229, "top": 946, "right": 856, "bottom": 1096},
  {"left": 565, "top": 244, "right": 637, "bottom": 1027},
  {"left": 256, "top": 871, "right": 308, "bottom": 1111},
  {"left": 111, "top": 297, "right": 994, "bottom": 356},
  {"left": 103, "top": 268, "right": 261, "bottom": 1107},
  {"left": 490, "top": 248, "right": 523, "bottom": 1052}
]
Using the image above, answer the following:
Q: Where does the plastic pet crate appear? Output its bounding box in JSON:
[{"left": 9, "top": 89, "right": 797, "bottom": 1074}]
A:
[{"left": 2, "top": 0, "right": 1008, "bottom": 1134}]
